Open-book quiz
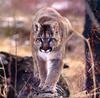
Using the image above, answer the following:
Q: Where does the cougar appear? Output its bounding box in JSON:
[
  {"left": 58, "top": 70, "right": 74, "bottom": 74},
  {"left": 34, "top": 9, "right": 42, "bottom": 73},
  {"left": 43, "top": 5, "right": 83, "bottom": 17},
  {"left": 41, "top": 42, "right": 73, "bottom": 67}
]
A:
[{"left": 30, "top": 7, "right": 72, "bottom": 95}]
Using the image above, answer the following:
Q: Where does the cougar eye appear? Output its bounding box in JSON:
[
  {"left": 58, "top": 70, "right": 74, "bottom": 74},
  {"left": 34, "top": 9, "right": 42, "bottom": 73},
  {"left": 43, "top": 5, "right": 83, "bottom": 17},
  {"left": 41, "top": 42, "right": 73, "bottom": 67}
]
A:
[
  {"left": 36, "top": 38, "right": 42, "bottom": 42},
  {"left": 49, "top": 38, "right": 57, "bottom": 46},
  {"left": 35, "top": 24, "right": 38, "bottom": 31}
]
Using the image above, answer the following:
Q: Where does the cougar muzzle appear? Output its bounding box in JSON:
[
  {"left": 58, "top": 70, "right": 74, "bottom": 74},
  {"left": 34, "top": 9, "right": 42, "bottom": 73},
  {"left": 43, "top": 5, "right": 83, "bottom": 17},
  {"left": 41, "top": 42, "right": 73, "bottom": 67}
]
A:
[{"left": 36, "top": 38, "right": 52, "bottom": 53}]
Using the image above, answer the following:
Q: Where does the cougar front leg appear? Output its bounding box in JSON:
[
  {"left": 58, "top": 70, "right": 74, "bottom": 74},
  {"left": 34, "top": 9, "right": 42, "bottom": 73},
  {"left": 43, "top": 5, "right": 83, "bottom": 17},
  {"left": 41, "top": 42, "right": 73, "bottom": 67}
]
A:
[
  {"left": 37, "top": 58, "right": 47, "bottom": 88},
  {"left": 42, "top": 59, "right": 63, "bottom": 93}
]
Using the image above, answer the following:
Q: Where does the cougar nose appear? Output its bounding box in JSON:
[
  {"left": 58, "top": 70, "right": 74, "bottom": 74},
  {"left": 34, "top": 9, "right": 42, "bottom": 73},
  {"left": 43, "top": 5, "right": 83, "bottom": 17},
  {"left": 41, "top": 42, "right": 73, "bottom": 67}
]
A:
[
  {"left": 40, "top": 41, "right": 52, "bottom": 52},
  {"left": 43, "top": 42, "right": 48, "bottom": 49},
  {"left": 40, "top": 47, "right": 52, "bottom": 53}
]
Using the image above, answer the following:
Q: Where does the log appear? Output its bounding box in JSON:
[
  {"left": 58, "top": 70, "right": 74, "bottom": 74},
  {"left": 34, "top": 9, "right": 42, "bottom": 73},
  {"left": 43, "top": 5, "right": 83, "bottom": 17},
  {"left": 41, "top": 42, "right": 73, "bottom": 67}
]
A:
[{"left": 0, "top": 52, "right": 70, "bottom": 98}]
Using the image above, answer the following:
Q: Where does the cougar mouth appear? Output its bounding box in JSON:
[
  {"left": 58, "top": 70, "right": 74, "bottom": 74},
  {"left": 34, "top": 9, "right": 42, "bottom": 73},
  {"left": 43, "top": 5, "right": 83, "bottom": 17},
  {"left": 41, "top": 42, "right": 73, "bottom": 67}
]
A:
[
  {"left": 40, "top": 47, "right": 52, "bottom": 53},
  {"left": 36, "top": 37, "right": 53, "bottom": 53}
]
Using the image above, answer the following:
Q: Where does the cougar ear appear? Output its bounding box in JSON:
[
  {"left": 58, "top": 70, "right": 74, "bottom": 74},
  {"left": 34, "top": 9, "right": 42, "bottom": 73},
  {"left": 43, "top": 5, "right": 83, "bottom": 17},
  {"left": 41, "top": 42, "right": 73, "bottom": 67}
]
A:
[
  {"left": 51, "top": 22, "right": 59, "bottom": 32},
  {"left": 32, "top": 23, "right": 41, "bottom": 33}
]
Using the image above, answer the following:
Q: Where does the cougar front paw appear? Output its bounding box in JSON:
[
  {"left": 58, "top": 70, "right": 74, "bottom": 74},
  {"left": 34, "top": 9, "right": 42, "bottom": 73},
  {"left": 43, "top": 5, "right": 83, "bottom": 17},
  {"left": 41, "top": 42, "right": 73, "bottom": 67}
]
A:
[
  {"left": 42, "top": 85, "right": 57, "bottom": 94},
  {"left": 38, "top": 82, "right": 45, "bottom": 89}
]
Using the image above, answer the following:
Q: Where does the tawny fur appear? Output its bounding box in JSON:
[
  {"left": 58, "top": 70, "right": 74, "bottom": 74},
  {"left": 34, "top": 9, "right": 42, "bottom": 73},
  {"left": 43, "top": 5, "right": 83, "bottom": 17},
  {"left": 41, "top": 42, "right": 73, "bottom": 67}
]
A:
[{"left": 30, "top": 7, "right": 73, "bottom": 94}]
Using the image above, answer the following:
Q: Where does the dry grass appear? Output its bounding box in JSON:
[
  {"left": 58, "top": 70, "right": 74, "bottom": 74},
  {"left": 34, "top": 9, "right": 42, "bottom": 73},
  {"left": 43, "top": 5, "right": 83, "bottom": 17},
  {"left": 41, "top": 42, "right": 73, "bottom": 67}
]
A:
[{"left": 0, "top": 37, "right": 31, "bottom": 56}]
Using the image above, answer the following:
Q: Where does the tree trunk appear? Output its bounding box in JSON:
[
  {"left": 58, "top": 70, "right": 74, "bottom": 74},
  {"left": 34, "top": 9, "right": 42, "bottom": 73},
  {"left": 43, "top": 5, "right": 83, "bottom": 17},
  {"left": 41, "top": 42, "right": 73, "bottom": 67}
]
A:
[{"left": 83, "top": 0, "right": 100, "bottom": 97}]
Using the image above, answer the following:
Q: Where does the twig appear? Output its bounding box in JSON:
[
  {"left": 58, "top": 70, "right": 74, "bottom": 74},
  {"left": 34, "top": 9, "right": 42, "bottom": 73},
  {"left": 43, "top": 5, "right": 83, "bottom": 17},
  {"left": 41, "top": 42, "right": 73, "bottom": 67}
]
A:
[
  {"left": 0, "top": 57, "right": 8, "bottom": 98},
  {"left": 17, "top": 74, "right": 31, "bottom": 97},
  {"left": 86, "top": 38, "right": 96, "bottom": 98},
  {"left": 0, "top": 75, "right": 5, "bottom": 79},
  {"left": 14, "top": 37, "right": 17, "bottom": 96}
]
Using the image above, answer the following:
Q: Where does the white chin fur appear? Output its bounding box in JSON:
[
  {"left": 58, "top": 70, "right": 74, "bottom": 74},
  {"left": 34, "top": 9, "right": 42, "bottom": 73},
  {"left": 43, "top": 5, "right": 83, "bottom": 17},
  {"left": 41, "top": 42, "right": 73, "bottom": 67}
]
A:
[
  {"left": 38, "top": 50, "right": 49, "bottom": 61},
  {"left": 41, "top": 49, "right": 50, "bottom": 53}
]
